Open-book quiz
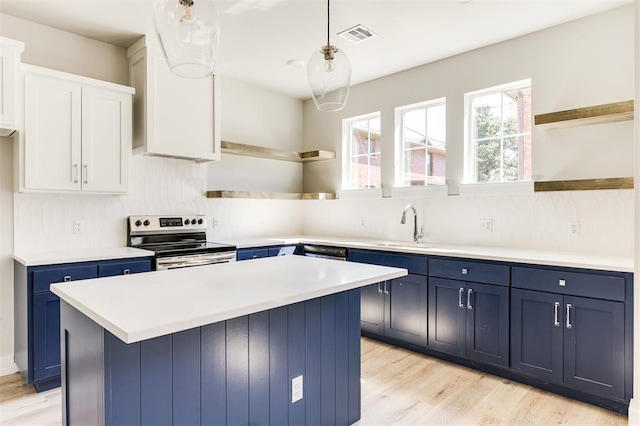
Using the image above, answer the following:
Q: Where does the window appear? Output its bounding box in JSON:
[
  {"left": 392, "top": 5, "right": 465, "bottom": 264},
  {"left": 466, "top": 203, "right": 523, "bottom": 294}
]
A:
[
  {"left": 466, "top": 79, "right": 532, "bottom": 183},
  {"left": 343, "top": 113, "right": 381, "bottom": 190},
  {"left": 396, "top": 99, "right": 446, "bottom": 187}
]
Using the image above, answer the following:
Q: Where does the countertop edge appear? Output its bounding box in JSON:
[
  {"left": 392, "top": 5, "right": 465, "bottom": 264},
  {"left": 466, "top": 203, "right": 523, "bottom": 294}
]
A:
[{"left": 13, "top": 247, "right": 155, "bottom": 266}]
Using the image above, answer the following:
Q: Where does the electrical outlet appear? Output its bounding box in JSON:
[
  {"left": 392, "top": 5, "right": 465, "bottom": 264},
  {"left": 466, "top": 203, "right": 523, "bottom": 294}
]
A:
[
  {"left": 568, "top": 221, "right": 580, "bottom": 238},
  {"left": 212, "top": 219, "right": 219, "bottom": 229},
  {"left": 360, "top": 217, "right": 366, "bottom": 227},
  {"left": 480, "top": 218, "right": 493, "bottom": 232},
  {"left": 73, "top": 220, "right": 85, "bottom": 235},
  {"left": 291, "top": 375, "right": 303, "bottom": 403}
]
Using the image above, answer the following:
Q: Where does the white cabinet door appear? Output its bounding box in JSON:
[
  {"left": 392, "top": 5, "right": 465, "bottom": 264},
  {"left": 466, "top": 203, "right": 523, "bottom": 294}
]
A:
[
  {"left": 81, "top": 87, "right": 130, "bottom": 193},
  {"left": 0, "top": 37, "right": 24, "bottom": 134},
  {"left": 24, "top": 73, "right": 82, "bottom": 191}
]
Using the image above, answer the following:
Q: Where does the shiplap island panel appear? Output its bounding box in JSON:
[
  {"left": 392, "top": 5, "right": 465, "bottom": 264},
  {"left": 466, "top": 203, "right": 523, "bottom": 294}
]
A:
[{"left": 52, "top": 256, "right": 407, "bottom": 425}]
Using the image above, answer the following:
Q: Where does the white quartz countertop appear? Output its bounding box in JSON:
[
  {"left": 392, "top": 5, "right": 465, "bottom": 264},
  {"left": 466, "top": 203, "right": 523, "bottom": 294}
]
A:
[
  {"left": 50, "top": 256, "right": 407, "bottom": 344},
  {"left": 13, "top": 247, "right": 155, "bottom": 266},
  {"left": 220, "top": 235, "right": 633, "bottom": 273}
]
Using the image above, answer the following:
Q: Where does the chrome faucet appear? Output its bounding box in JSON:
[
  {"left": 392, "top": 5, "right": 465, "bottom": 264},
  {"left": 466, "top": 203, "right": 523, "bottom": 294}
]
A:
[{"left": 400, "top": 205, "right": 424, "bottom": 244}]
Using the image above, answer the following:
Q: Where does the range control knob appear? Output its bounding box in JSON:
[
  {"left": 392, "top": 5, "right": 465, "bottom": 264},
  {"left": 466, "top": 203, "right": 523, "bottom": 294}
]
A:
[
  {"left": 135, "top": 220, "right": 142, "bottom": 227},
  {"left": 143, "top": 220, "right": 150, "bottom": 226},
  {"left": 184, "top": 219, "right": 191, "bottom": 225},
  {"left": 197, "top": 219, "right": 204, "bottom": 225}
]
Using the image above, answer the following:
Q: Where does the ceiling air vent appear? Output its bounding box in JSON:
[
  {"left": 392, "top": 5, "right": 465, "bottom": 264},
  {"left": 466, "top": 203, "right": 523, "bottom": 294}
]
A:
[{"left": 338, "top": 24, "right": 377, "bottom": 44}]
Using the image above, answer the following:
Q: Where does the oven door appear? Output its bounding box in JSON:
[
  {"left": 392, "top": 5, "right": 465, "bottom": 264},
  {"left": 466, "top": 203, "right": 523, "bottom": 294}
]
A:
[{"left": 156, "top": 251, "right": 236, "bottom": 271}]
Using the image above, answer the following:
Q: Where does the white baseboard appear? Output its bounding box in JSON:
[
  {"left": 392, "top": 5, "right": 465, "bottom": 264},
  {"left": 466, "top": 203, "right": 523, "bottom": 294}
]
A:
[
  {"left": 0, "top": 355, "right": 18, "bottom": 376},
  {"left": 629, "top": 397, "right": 640, "bottom": 425}
]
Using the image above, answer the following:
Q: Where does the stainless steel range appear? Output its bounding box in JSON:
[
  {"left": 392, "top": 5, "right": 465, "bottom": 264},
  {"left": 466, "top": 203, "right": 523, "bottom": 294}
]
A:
[{"left": 128, "top": 215, "right": 236, "bottom": 270}]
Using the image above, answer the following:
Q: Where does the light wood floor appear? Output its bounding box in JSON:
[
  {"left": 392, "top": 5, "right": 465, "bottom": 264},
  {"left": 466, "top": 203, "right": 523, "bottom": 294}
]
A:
[{"left": 0, "top": 337, "right": 628, "bottom": 425}]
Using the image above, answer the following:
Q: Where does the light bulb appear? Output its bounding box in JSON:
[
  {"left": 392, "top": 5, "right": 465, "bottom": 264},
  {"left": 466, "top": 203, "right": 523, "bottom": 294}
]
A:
[{"left": 325, "top": 59, "right": 334, "bottom": 73}]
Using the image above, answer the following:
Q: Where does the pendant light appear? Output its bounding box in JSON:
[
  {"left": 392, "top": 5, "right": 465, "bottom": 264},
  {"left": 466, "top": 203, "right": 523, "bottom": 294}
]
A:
[
  {"left": 153, "top": 0, "right": 220, "bottom": 79},
  {"left": 307, "top": 0, "right": 351, "bottom": 112}
]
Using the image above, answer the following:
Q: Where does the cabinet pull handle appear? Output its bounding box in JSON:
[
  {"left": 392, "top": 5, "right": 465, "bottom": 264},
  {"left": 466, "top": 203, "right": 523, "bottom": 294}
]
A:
[
  {"left": 83, "top": 165, "right": 88, "bottom": 184},
  {"left": 467, "top": 288, "right": 473, "bottom": 310},
  {"left": 554, "top": 302, "right": 560, "bottom": 327},
  {"left": 384, "top": 281, "right": 390, "bottom": 295},
  {"left": 566, "top": 304, "right": 572, "bottom": 329},
  {"left": 461, "top": 268, "right": 468, "bottom": 275},
  {"left": 458, "top": 287, "right": 464, "bottom": 308},
  {"left": 64, "top": 275, "right": 71, "bottom": 282},
  {"left": 377, "top": 282, "right": 383, "bottom": 294},
  {"left": 73, "top": 164, "right": 79, "bottom": 183},
  {"left": 559, "top": 279, "right": 566, "bottom": 287},
  {"left": 123, "top": 269, "right": 130, "bottom": 275},
  {"left": 252, "top": 255, "right": 257, "bottom": 259}
]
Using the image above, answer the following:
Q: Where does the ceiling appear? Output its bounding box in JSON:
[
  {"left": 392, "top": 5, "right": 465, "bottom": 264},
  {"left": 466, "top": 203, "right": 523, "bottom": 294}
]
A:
[{"left": 0, "top": 0, "right": 631, "bottom": 100}]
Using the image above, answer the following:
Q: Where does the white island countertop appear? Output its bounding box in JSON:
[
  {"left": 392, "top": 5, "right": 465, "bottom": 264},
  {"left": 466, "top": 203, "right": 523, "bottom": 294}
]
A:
[
  {"left": 221, "top": 235, "right": 633, "bottom": 273},
  {"left": 51, "top": 256, "right": 407, "bottom": 344}
]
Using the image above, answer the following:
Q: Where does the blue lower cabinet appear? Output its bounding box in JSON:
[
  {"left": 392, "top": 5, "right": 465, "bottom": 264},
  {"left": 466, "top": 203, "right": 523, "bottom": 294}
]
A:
[
  {"left": 511, "top": 288, "right": 625, "bottom": 400},
  {"left": 14, "top": 258, "right": 152, "bottom": 392},
  {"left": 237, "top": 248, "right": 269, "bottom": 261},
  {"left": 360, "top": 282, "right": 385, "bottom": 335},
  {"left": 428, "top": 277, "right": 509, "bottom": 368}
]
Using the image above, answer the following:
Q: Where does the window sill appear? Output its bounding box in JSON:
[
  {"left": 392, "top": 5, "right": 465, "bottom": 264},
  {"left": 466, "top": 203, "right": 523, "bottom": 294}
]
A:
[
  {"left": 458, "top": 181, "right": 534, "bottom": 197},
  {"left": 390, "top": 185, "right": 448, "bottom": 198},
  {"left": 337, "top": 189, "right": 384, "bottom": 200}
]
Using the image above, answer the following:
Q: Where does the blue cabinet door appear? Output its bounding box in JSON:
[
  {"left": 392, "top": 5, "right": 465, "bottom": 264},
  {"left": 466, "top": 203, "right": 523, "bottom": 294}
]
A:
[
  {"left": 32, "top": 292, "right": 61, "bottom": 381},
  {"left": 564, "top": 295, "right": 625, "bottom": 400},
  {"left": 360, "top": 283, "right": 385, "bottom": 335},
  {"left": 385, "top": 274, "right": 428, "bottom": 346},
  {"left": 465, "top": 282, "right": 509, "bottom": 367},
  {"left": 428, "top": 277, "right": 465, "bottom": 356},
  {"left": 98, "top": 259, "right": 152, "bottom": 277},
  {"left": 510, "top": 289, "right": 563, "bottom": 384}
]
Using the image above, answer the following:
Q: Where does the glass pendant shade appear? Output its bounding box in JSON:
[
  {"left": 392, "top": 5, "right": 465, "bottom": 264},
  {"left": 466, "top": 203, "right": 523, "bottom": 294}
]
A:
[
  {"left": 308, "top": 45, "right": 351, "bottom": 111},
  {"left": 153, "top": 0, "right": 220, "bottom": 79}
]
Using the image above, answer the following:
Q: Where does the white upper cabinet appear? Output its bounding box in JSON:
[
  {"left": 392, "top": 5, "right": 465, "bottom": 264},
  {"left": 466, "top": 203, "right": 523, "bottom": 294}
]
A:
[
  {"left": 0, "top": 37, "right": 25, "bottom": 136},
  {"left": 127, "top": 35, "right": 220, "bottom": 163},
  {"left": 18, "top": 65, "right": 134, "bottom": 194}
]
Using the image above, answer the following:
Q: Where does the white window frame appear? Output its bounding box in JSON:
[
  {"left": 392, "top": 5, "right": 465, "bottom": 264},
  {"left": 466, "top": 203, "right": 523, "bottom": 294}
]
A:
[
  {"left": 394, "top": 98, "right": 446, "bottom": 188},
  {"left": 341, "top": 111, "right": 382, "bottom": 191},
  {"left": 463, "top": 78, "right": 532, "bottom": 185}
]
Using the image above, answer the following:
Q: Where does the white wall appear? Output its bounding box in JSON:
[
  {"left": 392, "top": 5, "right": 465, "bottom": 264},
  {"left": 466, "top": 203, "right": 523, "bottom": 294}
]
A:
[
  {"left": 302, "top": 5, "right": 634, "bottom": 258},
  {"left": 0, "top": 18, "right": 304, "bottom": 375}
]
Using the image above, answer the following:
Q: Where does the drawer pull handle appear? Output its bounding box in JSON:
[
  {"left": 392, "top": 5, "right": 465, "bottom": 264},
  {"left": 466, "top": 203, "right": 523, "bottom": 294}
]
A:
[
  {"left": 458, "top": 287, "right": 464, "bottom": 308},
  {"left": 554, "top": 302, "right": 560, "bottom": 327},
  {"left": 559, "top": 279, "right": 566, "bottom": 287},
  {"left": 384, "top": 281, "right": 390, "bottom": 295},
  {"left": 467, "top": 288, "right": 473, "bottom": 310},
  {"left": 461, "top": 268, "right": 468, "bottom": 275},
  {"left": 63, "top": 275, "right": 71, "bottom": 282},
  {"left": 566, "top": 304, "right": 572, "bottom": 329},
  {"left": 73, "top": 165, "right": 79, "bottom": 183},
  {"left": 377, "top": 282, "right": 383, "bottom": 294},
  {"left": 123, "top": 269, "right": 130, "bottom": 275},
  {"left": 252, "top": 255, "right": 257, "bottom": 259}
]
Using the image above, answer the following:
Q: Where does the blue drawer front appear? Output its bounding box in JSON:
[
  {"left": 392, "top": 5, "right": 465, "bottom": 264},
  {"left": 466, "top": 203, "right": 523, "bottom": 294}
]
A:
[
  {"left": 429, "top": 258, "right": 509, "bottom": 286},
  {"left": 512, "top": 266, "right": 625, "bottom": 301},
  {"left": 99, "top": 259, "right": 152, "bottom": 277},
  {"left": 348, "top": 249, "right": 427, "bottom": 276},
  {"left": 237, "top": 249, "right": 269, "bottom": 261},
  {"left": 32, "top": 264, "right": 98, "bottom": 293}
]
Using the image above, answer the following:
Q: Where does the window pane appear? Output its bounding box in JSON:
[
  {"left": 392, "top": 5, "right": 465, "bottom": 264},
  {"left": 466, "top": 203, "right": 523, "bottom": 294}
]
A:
[
  {"left": 467, "top": 80, "right": 531, "bottom": 183},
  {"left": 397, "top": 100, "right": 446, "bottom": 188},
  {"left": 346, "top": 113, "right": 382, "bottom": 189}
]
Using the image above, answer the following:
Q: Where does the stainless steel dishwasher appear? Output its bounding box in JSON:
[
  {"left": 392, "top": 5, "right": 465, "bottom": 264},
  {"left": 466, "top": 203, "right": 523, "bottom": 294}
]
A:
[{"left": 303, "top": 245, "right": 347, "bottom": 261}]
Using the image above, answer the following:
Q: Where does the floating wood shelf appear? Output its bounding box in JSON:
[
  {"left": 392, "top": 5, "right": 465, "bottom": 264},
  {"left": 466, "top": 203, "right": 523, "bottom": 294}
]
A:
[
  {"left": 206, "top": 191, "right": 336, "bottom": 200},
  {"left": 221, "top": 141, "right": 335, "bottom": 163},
  {"left": 534, "top": 100, "right": 634, "bottom": 129},
  {"left": 534, "top": 177, "right": 633, "bottom": 192}
]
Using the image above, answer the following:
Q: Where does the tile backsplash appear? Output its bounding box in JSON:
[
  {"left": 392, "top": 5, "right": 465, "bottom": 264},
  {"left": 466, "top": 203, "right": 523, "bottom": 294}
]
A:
[{"left": 13, "top": 155, "right": 303, "bottom": 253}]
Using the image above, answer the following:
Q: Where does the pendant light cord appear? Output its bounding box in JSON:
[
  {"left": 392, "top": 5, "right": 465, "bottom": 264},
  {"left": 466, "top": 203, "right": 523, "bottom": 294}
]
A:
[{"left": 327, "top": 0, "right": 331, "bottom": 47}]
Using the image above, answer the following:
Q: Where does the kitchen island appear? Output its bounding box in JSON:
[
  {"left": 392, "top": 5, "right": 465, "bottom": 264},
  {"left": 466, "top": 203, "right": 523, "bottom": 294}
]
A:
[{"left": 50, "top": 255, "right": 407, "bottom": 425}]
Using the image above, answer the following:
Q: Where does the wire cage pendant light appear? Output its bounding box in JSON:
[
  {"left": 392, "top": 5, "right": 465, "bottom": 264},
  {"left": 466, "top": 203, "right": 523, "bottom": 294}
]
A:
[
  {"left": 153, "top": 0, "right": 220, "bottom": 79},
  {"left": 307, "top": 0, "right": 351, "bottom": 112}
]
